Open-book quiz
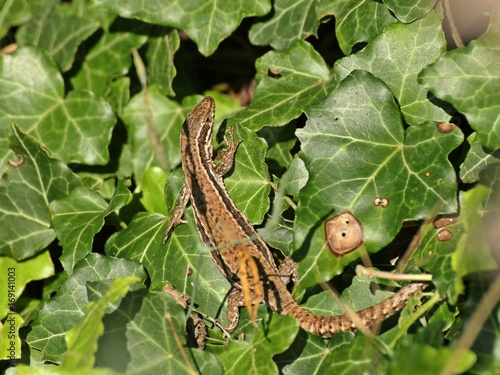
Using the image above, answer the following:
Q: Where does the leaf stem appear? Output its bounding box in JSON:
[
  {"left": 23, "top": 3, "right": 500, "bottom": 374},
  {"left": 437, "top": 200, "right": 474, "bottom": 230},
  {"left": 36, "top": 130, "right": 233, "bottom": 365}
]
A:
[
  {"left": 442, "top": 0, "right": 464, "bottom": 48},
  {"left": 356, "top": 265, "right": 433, "bottom": 281}
]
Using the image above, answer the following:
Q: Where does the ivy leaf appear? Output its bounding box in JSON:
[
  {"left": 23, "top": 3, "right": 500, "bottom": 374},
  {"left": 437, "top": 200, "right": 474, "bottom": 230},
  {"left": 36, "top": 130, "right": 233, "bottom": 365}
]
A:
[
  {"left": 50, "top": 180, "right": 132, "bottom": 272},
  {"left": 460, "top": 134, "right": 500, "bottom": 184},
  {"left": 0, "top": 47, "right": 116, "bottom": 167},
  {"left": 318, "top": 0, "right": 397, "bottom": 55},
  {"left": 139, "top": 166, "right": 169, "bottom": 214},
  {"left": 249, "top": 0, "right": 319, "bottom": 50},
  {"left": 0, "top": 251, "right": 54, "bottom": 320},
  {"left": 0, "top": 0, "right": 32, "bottom": 40},
  {"left": 17, "top": 0, "right": 99, "bottom": 71},
  {"left": 282, "top": 334, "right": 386, "bottom": 374},
  {"left": 70, "top": 17, "right": 149, "bottom": 96},
  {"left": 452, "top": 185, "right": 498, "bottom": 278},
  {"left": 335, "top": 10, "right": 448, "bottom": 125},
  {"left": 105, "top": 211, "right": 232, "bottom": 326},
  {"left": 61, "top": 276, "right": 140, "bottom": 370},
  {"left": 419, "top": 12, "right": 500, "bottom": 150},
  {"left": 92, "top": 0, "right": 271, "bottom": 56},
  {"left": 413, "top": 219, "right": 464, "bottom": 305},
  {"left": 214, "top": 314, "right": 298, "bottom": 374},
  {"left": 295, "top": 70, "right": 462, "bottom": 288},
  {"left": 121, "top": 86, "right": 185, "bottom": 184},
  {"left": 26, "top": 254, "right": 147, "bottom": 364},
  {"left": 0, "top": 125, "right": 81, "bottom": 260},
  {"left": 228, "top": 41, "right": 336, "bottom": 131},
  {"left": 145, "top": 26, "right": 180, "bottom": 97},
  {"left": 126, "top": 292, "right": 223, "bottom": 374},
  {"left": 225, "top": 125, "right": 271, "bottom": 224},
  {"left": 383, "top": 0, "right": 437, "bottom": 23},
  {"left": 390, "top": 331, "right": 476, "bottom": 374}
]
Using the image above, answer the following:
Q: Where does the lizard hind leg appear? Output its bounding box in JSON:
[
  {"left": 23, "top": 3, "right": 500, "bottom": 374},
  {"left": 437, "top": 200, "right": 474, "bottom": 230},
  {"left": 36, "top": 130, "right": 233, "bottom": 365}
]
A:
[
  {"left": 223, "top": 286, "right": 264, "bottom": 334},
  {"left": 278, "top": 257, "right": 299, "bottom": 286}
]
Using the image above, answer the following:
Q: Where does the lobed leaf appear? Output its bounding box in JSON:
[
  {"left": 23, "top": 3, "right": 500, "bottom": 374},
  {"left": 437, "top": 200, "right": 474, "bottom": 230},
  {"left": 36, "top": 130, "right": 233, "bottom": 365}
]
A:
[
  {"left": 26, "top": 254, "right": 147, "bottom": 364},
  {"left": 17, "top": 0, "right": 99, "bottom": 71},
  {"left": 249, "top": 0, "right": 319, "bottom": 51},
  {"left": 295, "top": 70, "right": 462, "bottom": 288},
  {"left": 318, "top": 0, "right": 396, "bottom": 55},
  {"left": 335, "top": 10, "right": 448, "bottom": 125},
  {"left": 50, "top": 180, "right": 132, "bottom": 272},
  {"left": 419, "top": 12, "right": 500, "bottom": 150},
  {"left": 0, "top": 47, "right": 116, "bottom": 166},
  {"left": 383, "top": 0, "right": 437, "bottom": 23},
  {"left": 92, "top": 0, "right": 271, "bottom": 56},
  {"left": 228, "top": 41, "right": 336, "bottom": 131},
  {"left": 0, "top": 125, "right": 81, "bottom": 260}
]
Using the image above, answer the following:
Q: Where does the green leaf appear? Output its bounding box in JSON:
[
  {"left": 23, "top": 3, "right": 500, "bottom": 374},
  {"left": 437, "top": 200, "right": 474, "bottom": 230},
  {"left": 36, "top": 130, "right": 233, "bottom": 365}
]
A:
[
  {"left": 50, "top": 180, "right": 132, "bottom": 272},
  {"left": 70, "top": 18, "right": 149, "bottom": 96},
  {"left": 17, "top": 0, "right": 99, "bottom": 71},
  {"left": 213, "top": 314, "right": 298, "bottom": 374},
  {"left": 0, "top": 47, "right": 116, "bottom": 166},
  {"left": 26, "top": 254, "right": 147, "bottom": 364},
  {"left": 0, "top": 0, "right": 32, "bottom": 40},
  {"left": 318, "top": 0, "right": 397, "bottom": 55},
  {"left": 139, "top": 166, "right": 168, "bottom": 214},
  {"left": 125, "top": 292, "right": 223, "bottom": 374},
  {"left": 295, "top": 70, "right": 462, "bottom": 288},
  {"left": 225, "top": 125, "right": 271, "bottom": 224},
  {"left": 146, "top": 26, "right": 180, "bottom": 97},
  {"left": 61, "top": 276, "right": 140, "bottom": 370},
  {"left": 0, "top": 251, "right": 54, "bottom": 319},
  {"left": 460, "top": 134, "right": 500, "bottom": 183},
  {"left": 228, "top": 41, "right": 336, "bottom": 131},
  {"left": 258, "top": 156, "right": 307, "bottom": 255},
  {"left": 282, "top": 334, "right": 386, "bottom": 374},
  {"left": 105, "top": 211, "right": 232, "bottom": 325},
  {"left": 258, "top": 121, "right": 297, "bottom": 174},
  {"left": 383, "top": 0, "right": 437, "bottom": 23},
  {"left": 92, "top": 0, "right": 271, "bottom": 56},
  {"left": 121, "top": 86, "right": 185, "bottom": 183},
  {"left": 335, "top": 10, "right": 448, "bottom": 125},
  {"left": 419, "top": 11, "right": 500, "bottom": 150},
  {"left": 413, "top": 219, "right": 465, "bottom": 305},
  {"left": 390, "top": 336, "right": 476, "bottom": 374},
  {"left": 452, "top": 185, "right": 498, "bottom": 278},
  {"left": 0, "top": 125, "right": 82, "bottom": 260},
  {"left": 106, "top": 77, "right": 130, "bottom": 117},
  {"left": 249, "top": 0, "right": 319, "bottom": 50}
]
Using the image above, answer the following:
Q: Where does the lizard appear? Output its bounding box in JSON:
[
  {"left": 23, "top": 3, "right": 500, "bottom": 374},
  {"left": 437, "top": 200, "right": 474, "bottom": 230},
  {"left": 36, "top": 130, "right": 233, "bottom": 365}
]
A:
[{"left": 164, "top": 96, "right": 428, "bottom": 338}]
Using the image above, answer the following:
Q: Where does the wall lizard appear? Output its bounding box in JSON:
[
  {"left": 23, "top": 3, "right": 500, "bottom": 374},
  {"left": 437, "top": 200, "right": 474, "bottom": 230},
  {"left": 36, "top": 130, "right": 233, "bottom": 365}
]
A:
[{"left": 164, "top": 96, "right": 428, "bottom": 338}]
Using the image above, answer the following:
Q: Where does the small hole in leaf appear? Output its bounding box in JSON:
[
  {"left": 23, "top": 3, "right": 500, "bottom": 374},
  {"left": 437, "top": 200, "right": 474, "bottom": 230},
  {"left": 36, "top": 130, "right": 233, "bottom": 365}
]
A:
[{"left": 267, "top": 67, "right": 282, "bottom": 78}]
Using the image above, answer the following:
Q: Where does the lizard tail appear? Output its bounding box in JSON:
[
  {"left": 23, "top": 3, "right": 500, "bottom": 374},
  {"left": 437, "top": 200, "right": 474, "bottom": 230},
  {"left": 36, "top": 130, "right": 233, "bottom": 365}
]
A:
[{"left": 287, "top": 282, "right": 428, "bottom": 338}]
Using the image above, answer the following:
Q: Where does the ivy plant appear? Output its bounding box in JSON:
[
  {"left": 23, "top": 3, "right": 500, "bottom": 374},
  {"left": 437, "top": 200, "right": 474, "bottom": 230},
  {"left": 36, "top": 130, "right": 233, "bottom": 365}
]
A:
[{"left": 0, "top": 0, "right": 499, "bottom": 374}]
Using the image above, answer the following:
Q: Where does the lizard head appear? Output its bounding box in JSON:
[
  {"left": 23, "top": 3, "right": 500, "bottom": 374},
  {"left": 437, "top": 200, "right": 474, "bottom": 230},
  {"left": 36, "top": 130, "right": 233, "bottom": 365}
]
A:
[{"left": 184, "top": 96, "right": 216, "bottom": 143}]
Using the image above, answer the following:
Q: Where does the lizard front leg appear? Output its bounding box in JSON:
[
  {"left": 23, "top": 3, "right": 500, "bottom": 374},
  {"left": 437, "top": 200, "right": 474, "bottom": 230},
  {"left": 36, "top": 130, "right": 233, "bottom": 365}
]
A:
[{"left": 215, "top": 126, "right": 242, "bottom": 176}]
